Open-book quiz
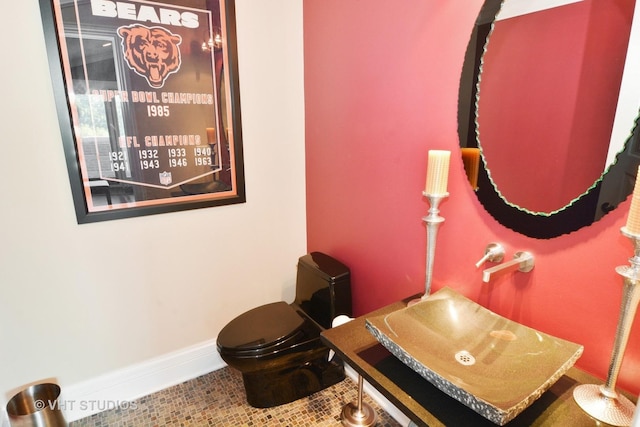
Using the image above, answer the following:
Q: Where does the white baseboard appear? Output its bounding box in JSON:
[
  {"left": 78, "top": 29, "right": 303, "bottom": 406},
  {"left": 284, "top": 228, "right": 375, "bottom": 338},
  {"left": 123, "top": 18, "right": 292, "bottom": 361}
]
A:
[
  {"left": 62, "top": 338, "right": 226, "bottom": 422},
  {"left": 1, "top": 338, "right": 225, "bottom": 425}
]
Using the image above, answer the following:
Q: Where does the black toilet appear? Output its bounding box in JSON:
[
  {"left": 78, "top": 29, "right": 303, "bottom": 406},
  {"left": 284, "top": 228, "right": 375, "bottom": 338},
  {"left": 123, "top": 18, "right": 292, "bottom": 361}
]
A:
[{"left": 216, "top": 252, "right": 352, "bottom": 408}]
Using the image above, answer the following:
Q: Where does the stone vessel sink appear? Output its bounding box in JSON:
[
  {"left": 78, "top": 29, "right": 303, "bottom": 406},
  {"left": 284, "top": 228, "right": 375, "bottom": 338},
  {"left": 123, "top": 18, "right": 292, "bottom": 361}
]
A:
[{"left": 365, "top": 287, "right": 583, "bottom": 425}]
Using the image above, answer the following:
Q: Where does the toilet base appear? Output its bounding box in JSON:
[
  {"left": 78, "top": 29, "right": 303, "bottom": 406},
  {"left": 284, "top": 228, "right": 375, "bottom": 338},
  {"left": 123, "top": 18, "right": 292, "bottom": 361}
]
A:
[{"left": 241, "top": 356, "right": 345, "bottom": 408}]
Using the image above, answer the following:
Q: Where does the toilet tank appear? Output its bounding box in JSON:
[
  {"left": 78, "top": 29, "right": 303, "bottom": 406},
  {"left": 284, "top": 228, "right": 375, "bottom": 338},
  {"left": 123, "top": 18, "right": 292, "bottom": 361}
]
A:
[{"left": 294, "top": 252, "right": 352, "bottom": 329}]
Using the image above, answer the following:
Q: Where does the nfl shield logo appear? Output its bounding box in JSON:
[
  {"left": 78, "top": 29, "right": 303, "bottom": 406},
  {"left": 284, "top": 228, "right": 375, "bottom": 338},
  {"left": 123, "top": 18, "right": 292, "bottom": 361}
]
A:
[{"left": 159, "top": 171, "right": 172, "bottom": 186}]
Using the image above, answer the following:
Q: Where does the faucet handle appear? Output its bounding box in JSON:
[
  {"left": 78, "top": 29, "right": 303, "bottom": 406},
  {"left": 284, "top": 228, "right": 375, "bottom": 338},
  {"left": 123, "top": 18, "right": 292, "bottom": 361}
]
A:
[{"left": 475, "top": 243, "right": 505, "bottom": 268}]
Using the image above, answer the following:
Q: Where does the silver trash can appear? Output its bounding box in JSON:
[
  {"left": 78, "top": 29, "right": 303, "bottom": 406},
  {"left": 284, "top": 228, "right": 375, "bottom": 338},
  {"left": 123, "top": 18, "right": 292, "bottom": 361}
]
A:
[{"left": 6, "top": 383, "right": 67, "bottom": 427}]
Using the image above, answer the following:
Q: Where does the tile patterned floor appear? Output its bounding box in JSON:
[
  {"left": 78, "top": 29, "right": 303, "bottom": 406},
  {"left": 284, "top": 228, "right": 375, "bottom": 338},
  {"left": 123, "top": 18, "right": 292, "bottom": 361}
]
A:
[{"left": 71, "top": 366, "right": 402, "bottom": 426}]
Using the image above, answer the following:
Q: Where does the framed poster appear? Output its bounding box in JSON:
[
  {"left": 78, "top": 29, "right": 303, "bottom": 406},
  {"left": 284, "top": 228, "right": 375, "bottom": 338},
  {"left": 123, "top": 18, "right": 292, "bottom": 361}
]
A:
[{"left": 39, "top": 0, "right": 245, "bottom": 223}]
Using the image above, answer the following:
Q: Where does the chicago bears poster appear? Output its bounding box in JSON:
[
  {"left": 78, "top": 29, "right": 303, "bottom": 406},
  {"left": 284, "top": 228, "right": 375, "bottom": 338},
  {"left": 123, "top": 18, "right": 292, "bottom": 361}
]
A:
[{"left": 39, "top": 0, "right": 245, "bottom": 223}]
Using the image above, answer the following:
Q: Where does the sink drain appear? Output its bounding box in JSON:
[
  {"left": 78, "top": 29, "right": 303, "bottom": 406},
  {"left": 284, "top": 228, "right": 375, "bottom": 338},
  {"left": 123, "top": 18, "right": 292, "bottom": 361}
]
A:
[{"left": 455, "top": 350, "right": 476, "bottom": 366}]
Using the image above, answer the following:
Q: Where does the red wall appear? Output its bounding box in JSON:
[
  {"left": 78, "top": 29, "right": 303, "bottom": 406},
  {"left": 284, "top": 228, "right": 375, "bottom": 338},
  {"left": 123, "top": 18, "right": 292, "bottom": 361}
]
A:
[{"left": 304, "top": 0, "right": 640, "bottom": 395}]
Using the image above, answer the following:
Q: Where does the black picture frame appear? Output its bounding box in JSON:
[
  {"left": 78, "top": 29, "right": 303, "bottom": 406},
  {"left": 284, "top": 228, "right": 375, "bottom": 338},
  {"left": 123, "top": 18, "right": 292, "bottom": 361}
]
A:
[{"left": 39, "top": 0, "right": 245, "bottom": 223}]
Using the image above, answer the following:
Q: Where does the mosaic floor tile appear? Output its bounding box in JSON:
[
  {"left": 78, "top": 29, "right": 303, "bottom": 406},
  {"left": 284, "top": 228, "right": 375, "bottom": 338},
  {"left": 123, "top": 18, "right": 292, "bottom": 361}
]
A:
[{"left": 71, "top": 366, "right": 402, "bottom": 426}]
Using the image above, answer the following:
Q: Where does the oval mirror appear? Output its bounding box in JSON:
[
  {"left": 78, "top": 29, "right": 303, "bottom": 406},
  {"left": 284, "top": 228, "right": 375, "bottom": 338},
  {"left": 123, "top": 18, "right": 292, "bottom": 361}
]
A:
[{"left": 459, "top": 0, "right": 640, "bottom": 238}]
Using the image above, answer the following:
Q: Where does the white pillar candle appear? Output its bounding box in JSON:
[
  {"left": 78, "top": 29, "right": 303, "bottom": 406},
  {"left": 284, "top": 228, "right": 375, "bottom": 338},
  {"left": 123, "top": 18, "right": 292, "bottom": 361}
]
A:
[
  {"left": 425, "top": 150, "right": 451, "bottom": 195},
  {"left": 626, "top": 165, "right": 640, "bottom": 234}
]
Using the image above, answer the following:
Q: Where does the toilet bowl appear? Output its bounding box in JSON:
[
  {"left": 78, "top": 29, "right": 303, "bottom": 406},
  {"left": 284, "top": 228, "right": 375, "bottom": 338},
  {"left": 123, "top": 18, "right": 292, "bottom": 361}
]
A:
[{"left": 217, "top": 252, "right": 352, "bottom": 408}]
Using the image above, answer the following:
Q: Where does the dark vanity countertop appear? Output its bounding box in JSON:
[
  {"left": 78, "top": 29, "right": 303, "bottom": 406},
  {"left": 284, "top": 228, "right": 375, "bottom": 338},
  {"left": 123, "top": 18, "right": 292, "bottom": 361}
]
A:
[{"left": 321, "top": 295, "right": 635, "bottom": 427}]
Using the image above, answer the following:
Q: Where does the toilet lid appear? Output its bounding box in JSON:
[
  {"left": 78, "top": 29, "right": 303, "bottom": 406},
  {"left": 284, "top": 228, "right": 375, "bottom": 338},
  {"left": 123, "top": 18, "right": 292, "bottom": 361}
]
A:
[{"left": 217, "top": 301, "right": 305, "bottom": 352}]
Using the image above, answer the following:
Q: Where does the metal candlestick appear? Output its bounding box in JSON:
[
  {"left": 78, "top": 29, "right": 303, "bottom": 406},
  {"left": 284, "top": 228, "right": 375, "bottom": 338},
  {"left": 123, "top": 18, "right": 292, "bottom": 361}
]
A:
[
  {"left": 573, "top": 226, "right": 640, "bottom": 426},
  {"left": 409, "top": 191, "right": 448, "bottom": 306}
]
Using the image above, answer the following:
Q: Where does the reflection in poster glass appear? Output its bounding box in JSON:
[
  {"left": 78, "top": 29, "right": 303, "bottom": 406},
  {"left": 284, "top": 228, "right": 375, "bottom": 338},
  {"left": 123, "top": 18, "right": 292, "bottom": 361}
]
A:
[{"left": 39, "top": 0, "right": 245, "bottom": 223}]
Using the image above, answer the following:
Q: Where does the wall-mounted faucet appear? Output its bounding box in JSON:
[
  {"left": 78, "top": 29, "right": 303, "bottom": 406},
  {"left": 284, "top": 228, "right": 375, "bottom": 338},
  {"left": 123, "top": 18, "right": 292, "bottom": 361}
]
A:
[
  {"left": 475, "top": 243, "right": 505, "bottom": 268},
  {"left": 482, "top": 251, "right": 535, "bottom": 283}
]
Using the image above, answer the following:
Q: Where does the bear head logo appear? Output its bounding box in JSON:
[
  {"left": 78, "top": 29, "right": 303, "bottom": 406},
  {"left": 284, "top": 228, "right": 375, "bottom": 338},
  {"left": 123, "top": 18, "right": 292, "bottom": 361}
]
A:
[{"left": 117, "top": 24, "right": 182, "bottom": 89}]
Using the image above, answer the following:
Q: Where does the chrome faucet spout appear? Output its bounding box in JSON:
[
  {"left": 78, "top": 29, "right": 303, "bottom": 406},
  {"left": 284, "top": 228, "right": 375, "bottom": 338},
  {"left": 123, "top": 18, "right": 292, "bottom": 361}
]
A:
[{"left": 482, "top": 251, "right": 534, "bottom": 283}]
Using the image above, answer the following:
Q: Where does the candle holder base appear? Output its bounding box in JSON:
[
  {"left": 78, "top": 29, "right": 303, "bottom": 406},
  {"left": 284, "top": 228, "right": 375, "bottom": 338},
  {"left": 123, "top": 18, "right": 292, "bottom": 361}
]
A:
[
  {"left": 573, "top": 384, "right": 635, "bottom": 426},
  {"left": 407, "top": 294, "right": 429, "bottom": 306}
]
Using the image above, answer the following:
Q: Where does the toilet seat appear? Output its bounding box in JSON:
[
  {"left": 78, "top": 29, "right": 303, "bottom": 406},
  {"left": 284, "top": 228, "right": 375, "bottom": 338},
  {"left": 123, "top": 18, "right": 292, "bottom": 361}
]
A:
[{"left": 217, "top": 301, "right": 307, "bottom": 358}]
